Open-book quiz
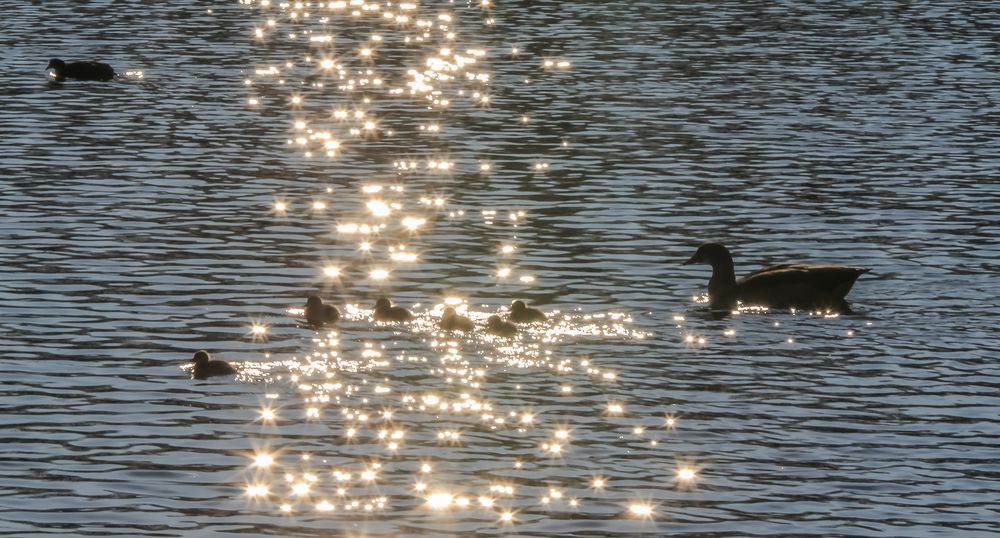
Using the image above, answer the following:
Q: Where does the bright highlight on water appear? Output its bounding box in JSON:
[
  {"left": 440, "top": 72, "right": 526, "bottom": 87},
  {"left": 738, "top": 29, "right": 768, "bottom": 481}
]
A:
[{"left": 208, "top": 0, "right": 720, "bottom": 530}]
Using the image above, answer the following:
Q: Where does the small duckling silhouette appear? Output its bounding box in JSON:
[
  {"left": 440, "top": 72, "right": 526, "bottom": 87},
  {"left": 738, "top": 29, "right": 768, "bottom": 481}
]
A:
[
  {"left": 305, "top": 295, "right": 340, "bottom": 326},
  {"left": 373, "top": 297, "right": 415, "bottom": 322},
  {"left": 508, "top": 300, "right": 546, "bottom": 323},
  {"left": 47, "top": 59, "right": 115, "bottom": 82},
  {"left": 440, "top": 307, "right": 475, "bottom": 332},
  {"left": 190, "top": 350, "right": 236, "bottom": 380},
  {"left": 486, "top": 315, "right": 518, "bottom": 337}
]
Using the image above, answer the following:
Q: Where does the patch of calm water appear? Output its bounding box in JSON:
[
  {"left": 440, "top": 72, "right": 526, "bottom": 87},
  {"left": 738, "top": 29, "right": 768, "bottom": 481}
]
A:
[{"left": 1, "top": 1, "right": 998, "bottom": 536}]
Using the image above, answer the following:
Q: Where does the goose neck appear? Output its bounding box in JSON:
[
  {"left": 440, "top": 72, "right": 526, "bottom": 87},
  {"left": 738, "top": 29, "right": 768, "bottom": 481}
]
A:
[{"left": 707, "top": 257, "right": 736, "bottom": 298}]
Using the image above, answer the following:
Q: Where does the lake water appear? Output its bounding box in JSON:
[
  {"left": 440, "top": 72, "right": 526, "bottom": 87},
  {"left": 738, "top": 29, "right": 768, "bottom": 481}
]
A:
[{"left": 2, "top": 1, "right": 999, "bottom": 536}]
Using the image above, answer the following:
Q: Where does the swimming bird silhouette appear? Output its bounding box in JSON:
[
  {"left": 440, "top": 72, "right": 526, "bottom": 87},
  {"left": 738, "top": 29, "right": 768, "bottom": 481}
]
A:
[
  {"left": 190, "top": 350, "right": 236, "bottom": 380},
  {"left": 684, "top": 243, "right": 869, "bottom": 313},
  {"left": 508, "top": 300, "right": 546, "bottom": 323},
  {"left": 440, "top": 307, "right": 475, "bottom": 332},
  {"left": 486, "top": 315, "right": 518, "bottom": 337},
  {"left": 47, "top": 59, "right": 115, "bottom": 82},
  {"left": 373, "top": 297, "right": 415, "bottom": 322},
  {"left": 305, "top": 295, "right": 340, "bottom": 326}
]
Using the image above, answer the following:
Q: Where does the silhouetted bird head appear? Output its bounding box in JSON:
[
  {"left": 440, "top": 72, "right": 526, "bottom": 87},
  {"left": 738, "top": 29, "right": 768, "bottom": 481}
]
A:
[
  {"left": 192, "top": 350, "right": 211, "bottom": 365},
  {"left": 684, "top": 243, "right": 732, "bottom": 267},
  {"left": 47, "top": 58, "right": 65, "bottom": 71}
]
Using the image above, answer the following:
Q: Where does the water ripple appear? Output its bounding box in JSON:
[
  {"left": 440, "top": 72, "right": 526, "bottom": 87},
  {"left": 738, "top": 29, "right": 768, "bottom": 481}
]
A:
[{"left": 2, "top": 0, "right": 999, "bottom": 536}]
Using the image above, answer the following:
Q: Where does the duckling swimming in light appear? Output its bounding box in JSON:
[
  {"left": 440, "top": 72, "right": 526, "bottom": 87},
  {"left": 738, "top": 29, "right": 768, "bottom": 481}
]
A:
[
  {"left": 684, "top": 242, "right": 869, "bottom": 313},
  {"left": 508, "top": 300, "right": 546, "bottom": 323},
  {"left": 190, "top": 350, "right": 236, "bottom": 380},
  {"left": 373, "top": 297, "right": 415, "bottom": 322},
  {"left": 47, "top": 59, "right": 115, "bottom": 82},
  {"left": 305, "top": 295, "right": 340, "bottom": 326},
  {"left": 486, "top": 315, "right": 518, "bottom": 337},
  {"left": 440, "top": 307, "right": 475, "bottom": 332}
]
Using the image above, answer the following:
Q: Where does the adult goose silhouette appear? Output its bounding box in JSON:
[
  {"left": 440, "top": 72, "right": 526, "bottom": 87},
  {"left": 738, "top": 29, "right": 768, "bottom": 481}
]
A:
[
  {"left": 190, "top": 350, "right": 237, "bottom": 380},
  {"left": 47, "top": 59, "right": 115, "bottom": 82},
  {"left": 684, "top": 243, "right": 869, "bottom": 313}
]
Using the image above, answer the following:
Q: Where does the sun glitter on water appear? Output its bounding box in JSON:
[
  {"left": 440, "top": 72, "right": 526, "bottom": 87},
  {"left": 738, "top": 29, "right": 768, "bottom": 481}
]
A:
[{"left": 231, "top": 0, "right": 694, "bottom": 530}]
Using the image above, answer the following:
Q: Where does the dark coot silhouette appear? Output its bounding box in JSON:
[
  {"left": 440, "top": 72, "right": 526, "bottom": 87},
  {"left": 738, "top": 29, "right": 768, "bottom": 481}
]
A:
[
  {"left": 190, "top": 350, "right": 237, "bottom": 380},
  {"left": 305, "top": 295, "right": 340, "bottom": 326},
  {"left": 440, "top": 307, "right": 475, "bottom": 332},
  {"left": 684, "top": 243, "right": 869, "bottom": 313},
  {"left": 486, "top": 315, "right": 518, "bottom": 337},
  {"left": 47, "top": 59, "right": 115, "bottom": 82},
  {"left": 373, "top": 297, "right": 415, "bottom": 322},
  {"left": 508, "top": 300, "right": 546, "bottom": 323}
]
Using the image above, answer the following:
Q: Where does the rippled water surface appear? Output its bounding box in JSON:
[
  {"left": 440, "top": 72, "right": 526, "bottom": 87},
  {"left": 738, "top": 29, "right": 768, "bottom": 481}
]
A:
[{"left": 2, "top": 1, "right": 999, "bottom": 536}]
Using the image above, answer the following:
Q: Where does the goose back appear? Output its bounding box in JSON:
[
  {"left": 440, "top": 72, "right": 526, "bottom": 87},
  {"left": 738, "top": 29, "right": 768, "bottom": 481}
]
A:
[{"left": 735, "top": 264, "right": 869, "bottom": 310}]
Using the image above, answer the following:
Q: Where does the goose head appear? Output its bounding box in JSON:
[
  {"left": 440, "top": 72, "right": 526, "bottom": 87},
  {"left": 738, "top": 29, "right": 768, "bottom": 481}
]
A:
[{"left": 684, "top": 243, "right": 732, "bottom": 268}]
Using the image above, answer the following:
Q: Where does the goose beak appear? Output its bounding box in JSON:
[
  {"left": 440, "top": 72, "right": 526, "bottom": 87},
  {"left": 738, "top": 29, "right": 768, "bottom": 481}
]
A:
[{"left": 683, "top": 254, "right": 698, "bottom": 265}]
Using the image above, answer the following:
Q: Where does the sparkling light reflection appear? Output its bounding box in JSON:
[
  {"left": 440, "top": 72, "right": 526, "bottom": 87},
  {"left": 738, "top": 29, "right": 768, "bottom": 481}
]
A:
[
  {"left": 234, "top": 0, "right": 688, "bottom": 528},
  {"left": 628, "top": 502, "right": 654, "bottom": 518}
]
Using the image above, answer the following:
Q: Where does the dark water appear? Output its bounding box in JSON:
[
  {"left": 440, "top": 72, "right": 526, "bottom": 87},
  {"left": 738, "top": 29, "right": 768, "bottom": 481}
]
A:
[{"left": 2, "top": 1, "right": 999, "bottom": 536}]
